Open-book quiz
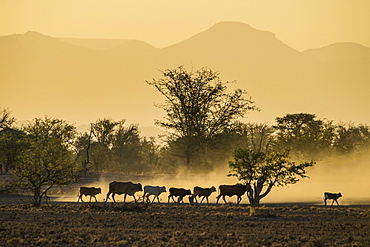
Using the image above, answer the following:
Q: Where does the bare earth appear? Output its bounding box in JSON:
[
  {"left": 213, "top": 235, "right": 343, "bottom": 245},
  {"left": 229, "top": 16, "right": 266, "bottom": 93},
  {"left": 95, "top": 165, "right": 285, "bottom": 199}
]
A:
[
  {"left": 1, "top": 197, "right": 370, "bottom": 246},
  {"left": 1, "top": 173, "right": 370, "bottom": 246}
]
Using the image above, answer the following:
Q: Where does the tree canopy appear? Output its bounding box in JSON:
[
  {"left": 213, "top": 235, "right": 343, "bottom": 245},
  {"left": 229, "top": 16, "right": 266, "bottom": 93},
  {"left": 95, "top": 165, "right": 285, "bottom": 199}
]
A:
[
  {"left": 273, "top": 113, "right": 335, "bottom": 158},
  {"left": 147, "top": 66, "right": 257, "bottom": 168},
  {"left": 12, "top": 117, "right": 79, "bottom": 206}
]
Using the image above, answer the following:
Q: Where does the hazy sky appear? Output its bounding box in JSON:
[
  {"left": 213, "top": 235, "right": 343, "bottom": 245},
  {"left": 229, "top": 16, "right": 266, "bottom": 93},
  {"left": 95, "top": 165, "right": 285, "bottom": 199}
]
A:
[{"left": 1, "top": 0, "right": 369, "bottom": 51}]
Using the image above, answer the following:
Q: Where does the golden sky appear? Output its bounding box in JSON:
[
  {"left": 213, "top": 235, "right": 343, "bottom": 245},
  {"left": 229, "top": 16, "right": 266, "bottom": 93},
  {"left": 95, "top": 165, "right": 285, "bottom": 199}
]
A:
[
  {"left": 1, "top": 0, "right": 369, "bottom": 51},
  {"left": 1, "top": 0, "right": 370, "bottom": 127}
]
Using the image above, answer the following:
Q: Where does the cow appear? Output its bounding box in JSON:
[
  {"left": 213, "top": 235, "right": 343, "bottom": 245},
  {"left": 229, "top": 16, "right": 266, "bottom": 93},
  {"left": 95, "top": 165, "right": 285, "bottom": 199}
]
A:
[
  {"left": 105, "top": 181, "right": 142, "bottom": 203},
  {"left": 77, "top": 187, "right": 102, "bottom": 202},
  {"left": 193, "top": 186, "right": 216, "bottom": 203},
  {"left": 216, "top": 184, "right": 247, "bottom": 204},
  {"left": 324, "top": 192, "right": 342, "bottom": 206},
  {"left": 168, "top": 187, "right": 192, "bottom": 203},
  {"left": 143, "top": 185, "right": 166, "bottom": 203}
]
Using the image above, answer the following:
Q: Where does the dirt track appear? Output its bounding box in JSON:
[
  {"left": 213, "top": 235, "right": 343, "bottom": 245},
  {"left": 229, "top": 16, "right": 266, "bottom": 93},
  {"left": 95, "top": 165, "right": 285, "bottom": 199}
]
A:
[{"left": 1, "top": 200, "right": 370, "bottom": 246}]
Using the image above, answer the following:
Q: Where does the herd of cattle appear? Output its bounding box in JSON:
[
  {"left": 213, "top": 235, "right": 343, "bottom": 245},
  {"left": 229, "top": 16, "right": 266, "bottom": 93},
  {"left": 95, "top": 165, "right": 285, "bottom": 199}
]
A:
[{"left": 77, "top": 181, "right": 343, "bottom": 206}]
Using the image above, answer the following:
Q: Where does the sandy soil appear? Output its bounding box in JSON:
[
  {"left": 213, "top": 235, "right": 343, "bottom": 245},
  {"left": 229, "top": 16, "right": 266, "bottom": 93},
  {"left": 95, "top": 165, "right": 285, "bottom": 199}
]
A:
[{"left": 0, "top": 199, "right": 370, "bottom": 246}]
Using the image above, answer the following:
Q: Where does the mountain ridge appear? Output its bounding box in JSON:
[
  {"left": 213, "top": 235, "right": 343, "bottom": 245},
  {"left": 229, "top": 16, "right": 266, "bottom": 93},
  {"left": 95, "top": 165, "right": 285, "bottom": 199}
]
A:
[{"left": 1, "top": 21, "right": 369, "bottom": 126}]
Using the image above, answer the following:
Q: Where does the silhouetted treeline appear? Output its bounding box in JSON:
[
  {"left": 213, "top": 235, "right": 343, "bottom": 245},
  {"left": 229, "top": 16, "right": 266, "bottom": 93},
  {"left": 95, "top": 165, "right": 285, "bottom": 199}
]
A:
[{"left": 1, "top": 107, "right": 369, "bottom": 174}]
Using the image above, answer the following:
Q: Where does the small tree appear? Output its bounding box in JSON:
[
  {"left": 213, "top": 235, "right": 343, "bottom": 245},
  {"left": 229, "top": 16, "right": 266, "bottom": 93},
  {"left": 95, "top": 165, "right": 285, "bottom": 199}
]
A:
[
  {"left": 228, "top": 148, "right": 314, "bottom": 206},
  {"left": 12, "top": 117, "right": 79, "bottom": 206}
]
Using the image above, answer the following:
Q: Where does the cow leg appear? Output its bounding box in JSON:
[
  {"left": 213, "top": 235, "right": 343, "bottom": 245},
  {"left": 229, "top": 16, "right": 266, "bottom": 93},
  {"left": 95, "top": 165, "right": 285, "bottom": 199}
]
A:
[
  {"left": 143, "top": 193, "right": 147, "bottom": 202},
  {"left": 155, "top": 195, "right": 160, "bottom": 203},
  {"left": 146, "top": 195, "right": 151, "bottom": 203},
  {"left": 93, "top": 195, "right": 98, "bottom": 202},
  {"left": 169, "top": 195, "right": 175, "bottom": 203},
  {"left": 132, "top": 194, "right": 137, "bottom": 203},
  {"left": 200, "top": 196, "right": 205, "bottom": 204},
  {"left": 222, "top": 195, "right": 228, "bottom": 204},
  {"left": 334, "top": 199, "right": 339, "bottom": 206},
  {"left": 112, "top": 193, "right": 116, "bottom": 203},
  {"left": 204, "top": 196, "right": 209, "bottom": 204},
  {"left": 237, "top": 195, "right": 242, "bottom": 204},
  {"left": 179, "top": 196, "right": 184, "bottom": 203},
  {"left": 124, "top": 194, "right": 127, "bottom": 203},
  {"left": 89, "top": 196, "right": 92, "bottom": 202},
  {"left": 324, "top": 198, "right": 327, "bottom": 206},
  {"left": 77, "top": 195, "right": 82, "bottom": 202},
  {"left": 193, "top": 196, "right": 197, "bottom": 203},
  {"left": 105, "top": 192, "right": 112, "bottom": 202},
  {"left": 331, "top": 199, "right": 335, "bottom": 206},
  {"left": 216, "top": 195, "right": 221, "bottom": 204}
]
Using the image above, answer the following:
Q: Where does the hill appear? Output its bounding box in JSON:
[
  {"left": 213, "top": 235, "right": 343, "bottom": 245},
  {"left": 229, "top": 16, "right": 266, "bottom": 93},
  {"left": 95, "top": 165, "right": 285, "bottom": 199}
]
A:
[
  {"left": 1, "top": 22, "right": 369, "bottom": 125},
  {"left": 57, "top": 37, "right": 130, "bottom": 50}
]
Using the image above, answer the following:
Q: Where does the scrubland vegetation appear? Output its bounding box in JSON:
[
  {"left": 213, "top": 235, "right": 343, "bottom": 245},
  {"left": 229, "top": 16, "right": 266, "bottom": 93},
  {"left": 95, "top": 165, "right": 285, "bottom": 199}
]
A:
[
  {"left": 1, "top": 66, "right": 370, "bottom": 245},
  {"left": 1, "top": 67, "right": 370, "bottom": 207}
]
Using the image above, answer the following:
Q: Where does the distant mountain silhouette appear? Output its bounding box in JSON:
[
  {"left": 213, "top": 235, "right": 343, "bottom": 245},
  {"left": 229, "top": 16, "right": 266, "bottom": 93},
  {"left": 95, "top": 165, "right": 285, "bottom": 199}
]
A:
[
  {"left": 1, "top": 22, "right": 369, "bottom": 126},
  {"left": 304, "top": 42, "right": 370, "bottom": 63},
  {"left": 57, "top": 37, "right": 130, "bottom": 50},
  {"left": 303, "top": 42, "right": 370, "bottom": 122}
]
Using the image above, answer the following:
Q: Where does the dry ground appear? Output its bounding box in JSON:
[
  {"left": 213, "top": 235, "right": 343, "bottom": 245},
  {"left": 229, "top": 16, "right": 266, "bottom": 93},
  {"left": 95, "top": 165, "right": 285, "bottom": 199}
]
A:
[{"left": 0, "top": 200, "right": 370, "bottom": 246}]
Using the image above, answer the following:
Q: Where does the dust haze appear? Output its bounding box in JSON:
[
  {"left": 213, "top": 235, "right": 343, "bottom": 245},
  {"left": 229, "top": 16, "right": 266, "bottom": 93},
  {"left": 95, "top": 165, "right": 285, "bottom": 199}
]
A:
[
  {"left": 60, "top": 149, "right": 370, "bottom": 205},
  {"left": 267, "top": 149, "right": 370, "bottom": 205},
  {"left": 2, "top": 22, "right": 370, "bottom": 127}
]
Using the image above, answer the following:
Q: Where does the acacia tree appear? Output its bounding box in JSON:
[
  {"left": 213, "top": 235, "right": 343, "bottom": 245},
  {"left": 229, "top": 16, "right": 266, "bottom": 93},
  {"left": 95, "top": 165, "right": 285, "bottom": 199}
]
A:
[
  {"left": 333, "top": 123, "right": 370, "bottom": 154},
  {"left": 88, "top": 118, "right": 119, "bottom": 171},
  {"left": 273, "top": 113, "right": 335, "bottom": 158},
  {"left": 79, "top": 118, "right": 143, "bottom": 172},
  {"left": 147, "top": 66, "right": 257, "bottom": 168},
  {"left": 111, "top": 122, "right": 142, "bottom": 172},
  {"left": 228, "top": 148, "right": 314, "bottom": 206},
  {"left": 0, "top": 107, "right": 15, "bottom": 130},
  {"left": 0, "top": 128, "right": 28, "bottom": 174},
  {"left": 12, "top": 117, "right": 79, "bottom": 206},
  {"left": 0, "top": 108, "right": 27, "bottom": 174}
]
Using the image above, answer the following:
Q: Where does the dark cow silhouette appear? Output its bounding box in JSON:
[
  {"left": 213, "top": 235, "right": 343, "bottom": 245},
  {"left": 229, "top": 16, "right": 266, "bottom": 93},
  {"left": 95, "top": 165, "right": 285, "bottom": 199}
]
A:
[
  {"left": 193, "top": 186, "right": 216, "bottom": 203},
  {"left": 324, "top": 192, "right": 342, "bottom": 206},
  {"left": 105, "top": 181, "right": 142, "bottom": 203},
  {"left": 216, "top": 184, "right": 247, "bottom": 204},
  {"left": 77, "top": 187, "right": 101, "bottom": 202},
  {"left": 168, "top": 187, "right": 192, "bottom": 203}
]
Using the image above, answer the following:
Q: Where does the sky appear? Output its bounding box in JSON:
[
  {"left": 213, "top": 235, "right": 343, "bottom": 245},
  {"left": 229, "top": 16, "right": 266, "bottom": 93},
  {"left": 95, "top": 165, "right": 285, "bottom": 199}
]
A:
[{"left": 1, "top": 0, "right": 369, "bottom": 51}]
